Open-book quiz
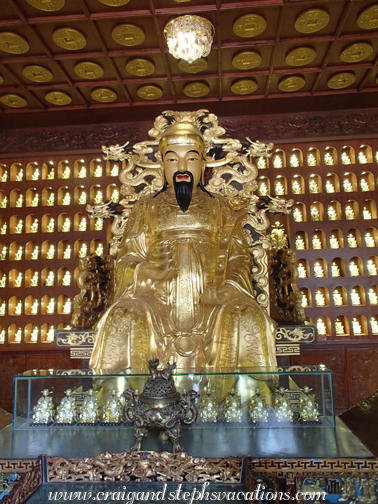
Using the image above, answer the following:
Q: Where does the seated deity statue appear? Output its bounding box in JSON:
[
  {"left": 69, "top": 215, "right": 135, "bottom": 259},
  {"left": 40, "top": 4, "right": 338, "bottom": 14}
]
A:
[
  {"left": 32, "top": 389, "right": 55, "bottom": 424},
  {"left": 89, "top": 110, "right": 278, "bottom": 371}
]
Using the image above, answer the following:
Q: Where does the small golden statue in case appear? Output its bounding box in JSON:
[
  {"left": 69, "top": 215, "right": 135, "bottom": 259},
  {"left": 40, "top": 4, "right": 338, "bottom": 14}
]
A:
[
  {"left": 273, "top": 387, "right": 294, "bottom": 423},
  {"left": 248, "top": 387, "right": 270, "bottom": 424},
  {"left": 298, "top": 386, "right": 320, "bottom": 424},
  {"left": 199, "top": 386, "right": 219, "bottom": 423},
  {"left": 32, "top": 388, "right": 55, "bottom": 425},
  {"left": 55, "top": 389, "right": 77, "bottom": 425},
  {"left": 78, "top": 388, "right": 100, "bottom": 424},
  {"left": 223, "top": 388, "right": 243, "bottom": 423},
  {"left": 101, "top": 389, "right": 123, "bottom": 424}
]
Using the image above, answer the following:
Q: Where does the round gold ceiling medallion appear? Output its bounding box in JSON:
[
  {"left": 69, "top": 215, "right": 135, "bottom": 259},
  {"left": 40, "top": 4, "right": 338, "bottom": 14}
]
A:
[
  {"left": 97, "top": 0, "right": 131, "bottom": 5},
  {"left": 295, "top": 9, "right": 330, "bottom": 34},
  {"left": 74, "top": 61, "right": 104, "bottom": 80},
  {"left": 0, "top": 94, "right": 27, "bottom": 108},
  {"left": 45, "top": 90, "right": 72, "bottom": 105},
  {"left": 183, "top": 82, "right": 209, "bottom": 98},
  {"left": 232, "top": 51, "right": 262, "bottom": 70},
  {"left": 53, "top": 28, "right": 87, "bottom": 51},
  {"left": 178, "top": 58, "right": 208, "bottom": 74},
  {"left": 286, "top": 47, "right": 316, "bottom": 67},
  {"left": 0, "top": 32, "right": 29, "bottom": 54},
  {"left": 233, "top": 14, "right": 267, "bottom": 38},
  {"left": 112, "top": 24, "right": 145, "bottom": 47},
  {"left": 26, "top": 0, "right": 65, "bottom": 11},
  {"left": 358, "top": 5, "right": 378, "bottom": 30},
  {"left": 327, "top": 72, "right": 356, "bottom": 90},
  {"left": 126, "top": 58, "right": 155, "bottom": 77},
  {"left": 340, "top": 42, "right": 373, "bottom": 63},
  {"left": 278, "top": 75, "right": 305, "bottom": 92},
  {"left": 137, "top": 85, "right": 163, "bottom": 101},
  {"left": 91, "top": 88, "right": 117, "bottom": 103},
  {"left": 22, "top": 65, "right": 53, "bottom": 83},
  {"left": 231, "top": 79, "right": 258, "bottom": 95}
]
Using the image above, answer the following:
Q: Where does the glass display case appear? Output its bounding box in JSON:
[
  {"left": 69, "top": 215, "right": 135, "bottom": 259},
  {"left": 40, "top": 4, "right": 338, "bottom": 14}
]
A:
[{"left": 13, "top": 365, "right": 334, "bottom": 430}]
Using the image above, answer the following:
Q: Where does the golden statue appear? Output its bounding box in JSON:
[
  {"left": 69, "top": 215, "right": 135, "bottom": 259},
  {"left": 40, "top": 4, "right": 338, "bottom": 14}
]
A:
[{"left": 89, "top": 110, "right": 284, "bottom": 371}]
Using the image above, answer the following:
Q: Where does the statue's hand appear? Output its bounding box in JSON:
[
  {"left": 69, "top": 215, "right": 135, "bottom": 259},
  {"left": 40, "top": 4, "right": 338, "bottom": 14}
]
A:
[
  {"left": 201, "top": 283, "right": 238, "bottom": 306},
  {"left": 137, "top": 244, "right": 176, "bottom": 283}
]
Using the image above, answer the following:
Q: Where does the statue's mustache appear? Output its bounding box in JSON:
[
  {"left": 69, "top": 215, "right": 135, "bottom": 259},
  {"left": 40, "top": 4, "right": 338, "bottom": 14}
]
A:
[{"left": 173, "top": 171, "right": 193, "bottom": 213}]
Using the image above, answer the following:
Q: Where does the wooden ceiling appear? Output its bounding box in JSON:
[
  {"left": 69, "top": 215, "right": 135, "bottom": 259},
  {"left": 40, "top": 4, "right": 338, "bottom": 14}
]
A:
[{"left": 0, "top": 0, "right": 378, "bottom": 129}]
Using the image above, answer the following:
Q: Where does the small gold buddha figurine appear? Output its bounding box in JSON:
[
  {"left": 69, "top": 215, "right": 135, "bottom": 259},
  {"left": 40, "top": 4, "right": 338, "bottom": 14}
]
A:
[
  {"left": 47, "top": 218, "right": 55, "bottom": 233},
  {"left": 14, "top": 328, "right": 22, "bottom": 342},
  {"left": 352, "top": 317, "right": 362, "bottom": 335},
  {"left": 293, "top": 207, "right": 303, "bottom": 222},
  {"left": 301, "top": 292, "right": 308, "bottom": 308},
  {"left": 0, "top": 301, "right": 6, "bottom": 315},
  {"left": 273, "top": 154, "right": 283, "bottom": 168},
  {"left": 101, "top": 389, "right": 123, "bottom": 424},
  {"left": 368, "top": 288, "right": 378, "bottom": 305},
  {"left": 46, "top": 298, "right": 55, "bottom": 314},
  {"left": 343, "top": 179, "right": 353, "bottom": 193},
  {"left": 15, "top": 300, "right": 22, "bottom": 315},
  {"left": 30, "top": 219, "right": 39, "bottom": 233},
  {"left": 62, "top": 271, "right": 71, "bottom": 286},
  {"left": 349, "top": 261, "right": 360, "bottom": 277},
  {"left": 311, "top": 207, "right": 320, "bottom": 221},
  {"left": 345, "top": 205, "right": 355, "bottom": 220},
  {"left": 347, "top": 233, "right": 358, "bottom": 248},
  {"left": 309, "top": 179, "right": 319, "bottom": 194},
  {"left": 46, "top": 325, "right": 55, "bottom": 342},
  {"left": 327, "top": 206, "right": 337, "bottom": 221},
  {"left": 350, "top": 288, "right": 361, "bottom": 306},
  {"left": 111, "top": 188, "right": 120, "bottom": 203},
  {"left": 32, "top": 389, "right": 55, "bottom": 425},
  {"left": 341, "top": 152, "right": 351, "bottom": 165},
  {"left": 78, "top": 243, "right": 88, "bottom": 258},
  {"left": 46, "top": 193, "right": 55, "bottom": 206},
  {"left": 31, "top": 168, "right": 40, "bottom": 181},
  {"left": 61, "top": 165, "right": 71, "bottom": 179},
  {"left": 312, "top": 234, "right": 323, "bottom": 250},
  {"left": 16, "top": 194, "right": 24, "bottom": 208},
  {"left": 63, "top": 298, "right": 71, "bottom": 314},
  {"left": 273, "top": 387, "right": 293, "bottom": 423},
  {"left": 47, "top": 167, "right": 55, "bottom": 180},
  {"left": 31, "top": 272, "right": 39, "bottom": 286},
  {"left": 62, "top": 192, "right": 71, "bottom": 206},
  {"left": 0, "top": 274, "right": 6, "bottom": 288},
  {"left": 314, "top": 261, "right": 324, "bottom": 278},
  {"left": 298, "top": 386, "right": 320, "bottom": 423},
  {"left": 94, "top": 219, "right": 103, "bottom": 231},
  {"left": 94, "top": 190, "right": 103, "bottom": 204},
  {"left": 15, "top": 272, "right": 22, "bottom": 287},
  {"left": 31, "top": 246, "right": 39, "bottom": 260},
  {"left": 315, "top": 289, "right": 326, "bottom": 307},
  {"left": 223, "top": 388, "right": 243, "bottom": 423},
  {"left": 331, "top": 261, "right": 341, "bottom": 278},
  {"left": 46, "top": 244, "right": 55, "bottom": 259},
  {"left": 248, "top": 388, "right": 269, "bottom": 425},
  {"left": 78, "top": 165, "right": 86, "bottom": 178},
  {"left": 257, "top": 157, "right": 266, "bottom": 169},
  {"left": 78, "top": 217, "right": 87, "bottom": 232},
  {"left": 289, "top": 153, "right": 299, "bottom": 168},
  {"left": 295, "top": 235, "right": 306, "bottom": 250},
  {"left": 316, "top": 318, "right": 327, "bottom": 335},
  {"left": 16, "top": 169, "right": 24, "bottom": 181},
  {"left": 335, "top": 318, "right": 345, "bottom": 335},
  {"left": 15, "top": 220, "right": 23, "bottom": 234},
  {"left": 297, "top": 263, "right": 307, "bottom": 279},
  {"left": 64, "top": 245, "right": 71, "bottom": 259},
  {"left": 30, "top": 327, "right": 38, "bottom": 342},
  {"left": 78, "top": 389, "right": 100, "bottom": 424},
  {"left": 324, "top": 152, "right": 334, "bottom": 166},
  {"left": 258, "top": 181, "right": 268, "bottom": 196},
  {"left": 78, "top": 191, "right": 87, "bottom": 205},
  {"left": 31, "top": 193, "right": 39, "bottom": 207},
  {"left": 307, "top": 152, "right": 317, "bottom": 166},
  {"left": 94, "top": 164, "right": 103, "bottom": 177},
  {"left": 110, "top": 164, "right": 119, "bottom": 177},
  {"left": 55, "top": 389, "right": 77, "bottom": 425},
  {"left": 358, "top": 151, "right": 367, "bottom": 164},
  {"left": 376, "top": 152, "right": 378, "bottom": 163},
  {"left": 0, "top": 329, "right": 5, "bottom": 343},
  {"left": 95, "top": 243, "right": 104, "bottom": 256},
  {"left": 45, "top": 271, "right": 54, "bottom": 286},
  {"left": 15, "top": 246, "right": 23, "bottom": 261},
  {"left": 367, "top": 260, "right": 378, "bottom": 276},
  {"left": 0, "top": 223, "right": 6, "bottom": 235},
  {"left": 291, "top": 180, "right": 302, "bottom": 194},
  {"left": 325, "top": 179, "right": 335, "bottom": 193},
  {"left": 0, "top": 196, "right": 7, "bottom": 208},
  {"left": 370, "top": 317, "right": 378, "bottom": 335},
  {"left": 1, "top": 170, "right": 8, "bottom": 182},
  {"left": 363, "top": 207, "right": 372, "bottom": 220},
  {"left": 360, "top": 178, "right": 370, "bottom": 192},
  {"left": 333, "top": 289, "right": 343, "bottom": 307},
  {"left": 62, "top": 218, "right": 71, "bottom": 232},
  {"left": 199, "top": 386, "right": 219, "bottom": 423},
  {"left": 365, "top": 232, "right": 375, "bottom": 247}
]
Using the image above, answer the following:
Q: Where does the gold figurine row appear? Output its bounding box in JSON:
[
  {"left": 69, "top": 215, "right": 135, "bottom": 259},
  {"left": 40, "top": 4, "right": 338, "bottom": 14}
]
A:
[{"left": 31, "top": 385, "right": 320, "bottom": 427}]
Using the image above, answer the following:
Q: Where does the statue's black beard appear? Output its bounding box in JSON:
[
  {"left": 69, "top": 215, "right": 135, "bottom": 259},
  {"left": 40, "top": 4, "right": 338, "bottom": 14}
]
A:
[{"left": 173, "top": 171, "right": 193, "bottom": 213}]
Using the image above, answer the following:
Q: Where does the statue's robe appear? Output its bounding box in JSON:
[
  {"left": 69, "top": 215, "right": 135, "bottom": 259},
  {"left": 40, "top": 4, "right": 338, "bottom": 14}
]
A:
[{"left": 90, "top": 190, "right": 277, "bottom": 370}]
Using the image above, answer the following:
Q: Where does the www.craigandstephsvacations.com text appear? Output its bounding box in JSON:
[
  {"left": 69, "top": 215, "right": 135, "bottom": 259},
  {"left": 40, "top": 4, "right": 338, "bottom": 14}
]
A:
[{"left": 47, "top": 482, "right": 326, "bottom": 503}]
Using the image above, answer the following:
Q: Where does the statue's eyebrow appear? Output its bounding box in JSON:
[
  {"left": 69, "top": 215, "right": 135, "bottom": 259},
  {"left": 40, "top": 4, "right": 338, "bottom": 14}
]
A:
[{"left": 164, "top": 150, "right": 177, "bottom": 157}]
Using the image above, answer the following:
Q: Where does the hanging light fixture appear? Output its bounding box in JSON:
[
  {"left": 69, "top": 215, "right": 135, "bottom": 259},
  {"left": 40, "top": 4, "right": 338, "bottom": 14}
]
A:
[{"left": 164, "top": 15, "right": 214, "bottom": 64}]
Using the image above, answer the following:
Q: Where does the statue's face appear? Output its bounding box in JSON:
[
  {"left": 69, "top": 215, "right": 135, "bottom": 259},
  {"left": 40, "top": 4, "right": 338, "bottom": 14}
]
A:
[{"left": 162, "top": 143, "right": 203, "bottom": 189}]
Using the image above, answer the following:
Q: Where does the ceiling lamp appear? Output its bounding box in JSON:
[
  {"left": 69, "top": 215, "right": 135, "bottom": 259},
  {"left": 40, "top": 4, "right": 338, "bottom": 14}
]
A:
[{"left": 164, "top": 15, "right": 214, "bottom": 64}]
